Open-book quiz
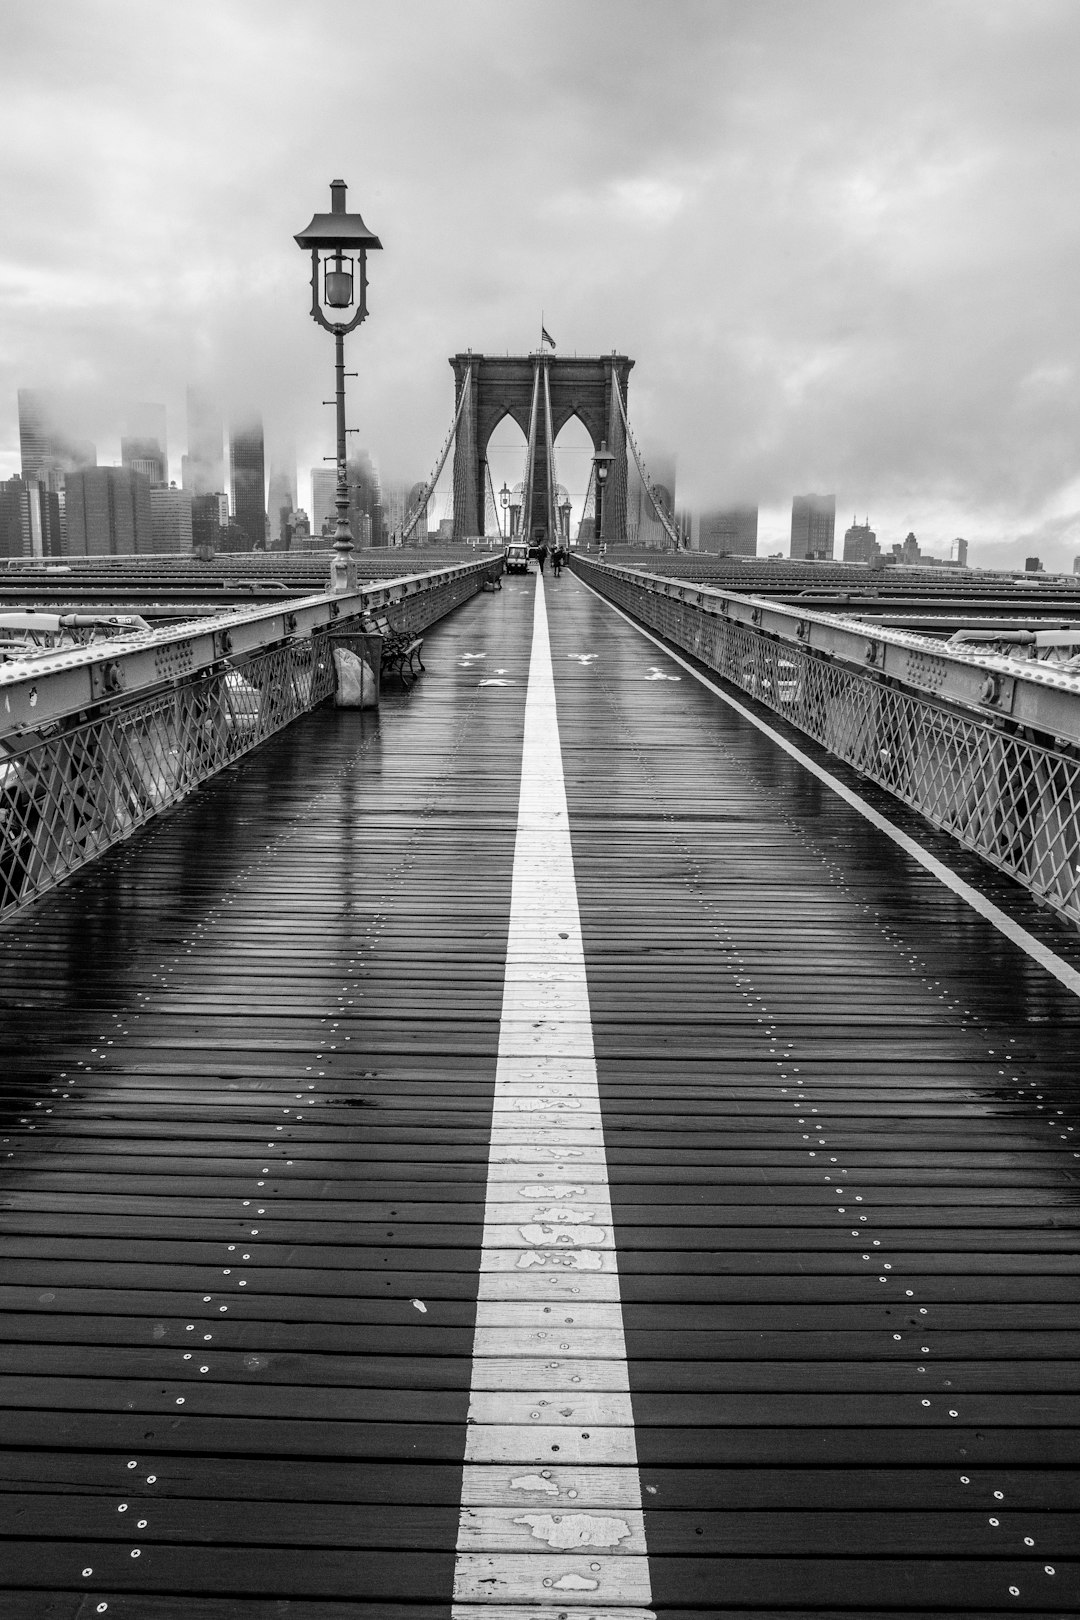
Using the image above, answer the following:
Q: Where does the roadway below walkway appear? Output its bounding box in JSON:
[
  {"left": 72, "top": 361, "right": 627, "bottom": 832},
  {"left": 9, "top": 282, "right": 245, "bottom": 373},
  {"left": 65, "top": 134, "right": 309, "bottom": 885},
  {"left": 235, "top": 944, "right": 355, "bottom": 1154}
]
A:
[{"left": 0, "top": 568, "right": 1077, "bottom": 1618}]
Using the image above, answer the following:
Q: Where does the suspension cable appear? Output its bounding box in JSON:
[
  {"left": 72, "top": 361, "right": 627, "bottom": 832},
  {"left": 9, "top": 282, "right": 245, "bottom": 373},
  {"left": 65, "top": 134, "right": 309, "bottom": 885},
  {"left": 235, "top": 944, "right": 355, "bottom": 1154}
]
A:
[
  {"left": 578, "top": 461, "right": 596, "bottom": 548},
  {"left": 611, "top": 369, "right": 681, "bottom": 550},
  {"left": 519, "top": 363, "right": 541, "bottom": 545},
  {"left": 400, "top": 369, "right": 473, "bottom": 544},
  {"left": 542, "top": 363, "right": 559, "bottom": 545}
]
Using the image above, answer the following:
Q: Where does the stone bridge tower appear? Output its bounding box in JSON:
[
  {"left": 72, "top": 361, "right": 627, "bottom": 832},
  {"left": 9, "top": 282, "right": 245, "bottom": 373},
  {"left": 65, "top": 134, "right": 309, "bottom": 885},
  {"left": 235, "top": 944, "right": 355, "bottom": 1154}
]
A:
[{"left": 449, "top": 351, "right": 633, "bottom": 542}]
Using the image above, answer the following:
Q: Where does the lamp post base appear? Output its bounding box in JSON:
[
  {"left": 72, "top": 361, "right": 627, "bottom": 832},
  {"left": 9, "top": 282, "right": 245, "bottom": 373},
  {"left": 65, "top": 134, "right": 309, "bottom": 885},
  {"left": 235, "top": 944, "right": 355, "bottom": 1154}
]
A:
[{"left": 329, "top": 545, "right": 357, "bottom": 593}]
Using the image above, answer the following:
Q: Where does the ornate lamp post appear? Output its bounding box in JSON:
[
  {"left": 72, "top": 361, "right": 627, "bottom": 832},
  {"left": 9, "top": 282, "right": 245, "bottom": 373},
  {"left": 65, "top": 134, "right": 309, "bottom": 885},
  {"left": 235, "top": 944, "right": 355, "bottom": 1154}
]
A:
[
  {"left": 294, "top": 179, "right": 382, "bottom": 592},
  {"left": 593, "top": 440, "right": 614, "bottom": 545},
  {"left": 499, "top": 481, "right": 510, "bottom": 541}
]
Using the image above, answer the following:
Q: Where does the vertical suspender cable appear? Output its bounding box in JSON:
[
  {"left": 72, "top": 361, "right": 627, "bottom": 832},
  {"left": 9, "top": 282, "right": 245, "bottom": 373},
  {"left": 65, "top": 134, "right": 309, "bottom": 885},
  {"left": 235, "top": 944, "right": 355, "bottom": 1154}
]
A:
[
  {"left": 578, "top": 461, "right": 596, "bottom": 547},
  {"left": 519, "top": 362, "right": 541, "bottom": 546},
  {"left": 543, "top": 362, "right": 559, "bottom": 545}
]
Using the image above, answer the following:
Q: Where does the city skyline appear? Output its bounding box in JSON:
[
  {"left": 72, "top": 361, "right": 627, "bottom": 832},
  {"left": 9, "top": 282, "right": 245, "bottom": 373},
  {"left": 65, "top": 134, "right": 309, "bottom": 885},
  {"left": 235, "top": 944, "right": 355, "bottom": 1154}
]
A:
[
  {"left": 3, "top": 376, "right": 1000, "bottom": 560},
  {"left": 0, "top": 352, "right": 1039, "bottom": 558},
  {"left": 0, "top": 375, "right": 1002, "bottom": 561},
  {"left": 0, "top": 339, "right": 1055, "bottom": 562}
]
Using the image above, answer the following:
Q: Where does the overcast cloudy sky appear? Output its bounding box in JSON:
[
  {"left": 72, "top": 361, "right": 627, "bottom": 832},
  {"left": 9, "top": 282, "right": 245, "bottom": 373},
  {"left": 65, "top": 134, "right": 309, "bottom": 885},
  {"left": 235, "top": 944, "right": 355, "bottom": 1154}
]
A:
[{"left": 3, "top": 0, "right": 1079, "bottom": 565}]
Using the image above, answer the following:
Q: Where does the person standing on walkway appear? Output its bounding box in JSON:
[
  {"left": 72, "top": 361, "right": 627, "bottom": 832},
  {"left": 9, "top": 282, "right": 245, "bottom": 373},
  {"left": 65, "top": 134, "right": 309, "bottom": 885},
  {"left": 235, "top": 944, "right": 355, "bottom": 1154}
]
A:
[
  {"left": 551, "top": 546, "right": 563, "bottom": 578},
  {"left": 536, "top": 541, "right": 548, "bottom": 574}
]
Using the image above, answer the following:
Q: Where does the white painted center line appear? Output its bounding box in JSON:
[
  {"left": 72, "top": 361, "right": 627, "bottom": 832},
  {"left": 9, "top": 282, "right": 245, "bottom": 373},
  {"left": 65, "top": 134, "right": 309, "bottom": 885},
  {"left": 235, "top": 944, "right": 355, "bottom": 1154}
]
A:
[{"left": 452, "top": 575, "right": 654, "bottom": 1618}]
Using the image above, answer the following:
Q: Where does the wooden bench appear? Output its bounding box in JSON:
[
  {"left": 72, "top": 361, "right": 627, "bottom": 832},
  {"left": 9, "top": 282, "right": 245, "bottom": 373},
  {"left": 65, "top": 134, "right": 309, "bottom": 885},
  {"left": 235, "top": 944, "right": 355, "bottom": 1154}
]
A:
[{"left": 361, "top": 610, "right": 425, "bottom": 685}]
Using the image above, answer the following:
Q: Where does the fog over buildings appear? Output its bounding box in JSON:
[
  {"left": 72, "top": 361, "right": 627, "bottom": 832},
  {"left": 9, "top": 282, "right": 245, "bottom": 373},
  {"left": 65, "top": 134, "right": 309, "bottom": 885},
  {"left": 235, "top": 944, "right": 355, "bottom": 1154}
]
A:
[
  {"left": 182, "top": 388, "right": 225, "bottom": 499},
  {"left": 3, "top": 0, "right": 1080, "bottom": 566},
  {"left": 267, "top": 447, "right": 297, "bottom": 550}
]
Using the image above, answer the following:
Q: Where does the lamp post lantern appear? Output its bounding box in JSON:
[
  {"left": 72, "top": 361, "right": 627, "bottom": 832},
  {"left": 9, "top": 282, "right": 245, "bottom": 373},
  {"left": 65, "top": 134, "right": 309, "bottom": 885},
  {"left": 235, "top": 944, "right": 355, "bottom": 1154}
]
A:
[
  {"left": 294, "top": 179, "right": 382, "bottom": 592},
  {"left": 593, "top": 439, "right": 614, "bottom": 545},
  {"left": 499, "top": 481, "right": 510, "bottom": 541}
]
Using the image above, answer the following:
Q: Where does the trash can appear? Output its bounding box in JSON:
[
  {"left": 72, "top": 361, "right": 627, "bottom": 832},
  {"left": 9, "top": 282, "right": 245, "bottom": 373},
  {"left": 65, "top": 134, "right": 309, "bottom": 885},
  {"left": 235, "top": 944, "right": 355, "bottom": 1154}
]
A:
[{"left": 330, "top": 630, "right": 381, "bottom": 709}]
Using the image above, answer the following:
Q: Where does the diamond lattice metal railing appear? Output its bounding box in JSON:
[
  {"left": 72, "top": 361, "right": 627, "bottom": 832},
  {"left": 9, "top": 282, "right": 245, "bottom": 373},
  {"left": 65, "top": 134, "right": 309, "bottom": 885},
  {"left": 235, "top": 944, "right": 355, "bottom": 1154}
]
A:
[
  {"left": 0, "top": 558, "right": 501, "bottom": 922},
  {"left": 577, "top": 558, "right": 1080, "bottom": 929},
  {"left": 0, "top": 638, "right": 332, "bottom": 920}
]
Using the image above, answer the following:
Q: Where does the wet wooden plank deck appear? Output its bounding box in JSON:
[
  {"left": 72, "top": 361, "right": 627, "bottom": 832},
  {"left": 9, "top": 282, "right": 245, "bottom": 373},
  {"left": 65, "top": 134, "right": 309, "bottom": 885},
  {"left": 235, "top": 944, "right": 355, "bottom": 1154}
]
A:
[{"left": 0, "top": 570, "right": 1078, "bottom": 1617}]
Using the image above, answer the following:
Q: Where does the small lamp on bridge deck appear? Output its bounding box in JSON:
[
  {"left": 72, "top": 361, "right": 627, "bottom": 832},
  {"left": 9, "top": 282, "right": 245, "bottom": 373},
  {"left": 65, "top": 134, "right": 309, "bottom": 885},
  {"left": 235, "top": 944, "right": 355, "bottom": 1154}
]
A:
[
  {"left": 499, "top": 482, "right": 510, "bottom": 541},
  {"left": 294, "top": 179, "right": 382, "bottom": 592},
  {"left": 593, "top": 440, "right": 614, "bottom": 545}
]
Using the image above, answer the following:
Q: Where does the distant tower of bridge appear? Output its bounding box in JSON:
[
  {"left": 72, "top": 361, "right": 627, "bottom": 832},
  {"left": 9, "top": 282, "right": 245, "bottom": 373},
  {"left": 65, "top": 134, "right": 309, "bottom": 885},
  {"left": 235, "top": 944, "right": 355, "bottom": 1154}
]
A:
[{"left": 449, "top": 351, "right": 633, "bottom": 544}]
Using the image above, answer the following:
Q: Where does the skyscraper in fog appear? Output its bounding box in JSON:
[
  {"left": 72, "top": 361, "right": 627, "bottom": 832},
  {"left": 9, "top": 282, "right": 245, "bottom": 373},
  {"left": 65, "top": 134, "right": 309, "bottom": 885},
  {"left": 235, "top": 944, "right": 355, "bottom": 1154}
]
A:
[
  {"left": 626, "top": 450, "right": 676, "bottom": 545},
  {"left": 382, "top": 480, "right": 420, "bottom": 545},
  {"left": 311, "top": 469, "right": 337, "bottom": 537},
  {"left": 122, "top": 442, "right": 166, "bottom": 485},
  {"left": 791, "top": 493, "right": 836, "bottom": 559},
  {"left": 123, "top": 403, "right": 168, "bottom": 486},
  {"left": 17, "top": 389, "right": 96, "bottom": 489},
  {"left": 183, "top": 387, "right": 225, "bottom": 497},
  {"left": 310, "top": 458, "right": 384, "bottom": 545},
  {"left": 698, "top": 506, "right": 758, "bottom": 555},
  {"left": 229, "top": 414, "right": 266, "bottom": 549},
  {"left": 346, "top": 449, "right": 383, "bottom": 548},
  {"left": 267, "top": 448, "right": 297, "bottom": 550},
  {"left": 646, "top": 451, "right": 676, "bottom": 516},
  {"left": 17, "top": 391, "right": 58, "bottom": 481}
]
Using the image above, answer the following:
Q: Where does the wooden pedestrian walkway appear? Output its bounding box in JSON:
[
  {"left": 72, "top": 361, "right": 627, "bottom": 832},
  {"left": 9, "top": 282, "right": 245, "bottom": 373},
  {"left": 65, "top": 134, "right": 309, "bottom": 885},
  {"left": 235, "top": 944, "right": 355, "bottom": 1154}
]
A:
[{"left": 0, "top": 568, "right": 1077, "bottom": 1617}]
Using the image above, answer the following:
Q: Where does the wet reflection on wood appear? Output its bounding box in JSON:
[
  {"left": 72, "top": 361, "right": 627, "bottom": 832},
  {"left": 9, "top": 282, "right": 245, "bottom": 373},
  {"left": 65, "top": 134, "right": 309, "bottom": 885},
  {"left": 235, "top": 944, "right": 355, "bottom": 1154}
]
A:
[{"left": 0, "top": 568, "right": 1077, "bottom": 1613}]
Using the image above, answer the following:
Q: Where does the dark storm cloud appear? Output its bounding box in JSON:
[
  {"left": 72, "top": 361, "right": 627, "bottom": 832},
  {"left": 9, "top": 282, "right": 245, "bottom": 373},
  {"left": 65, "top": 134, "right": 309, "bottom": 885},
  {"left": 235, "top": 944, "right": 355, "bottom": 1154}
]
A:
[{"left": 1, "top": 0, "right": 1079, "bottom": 563}]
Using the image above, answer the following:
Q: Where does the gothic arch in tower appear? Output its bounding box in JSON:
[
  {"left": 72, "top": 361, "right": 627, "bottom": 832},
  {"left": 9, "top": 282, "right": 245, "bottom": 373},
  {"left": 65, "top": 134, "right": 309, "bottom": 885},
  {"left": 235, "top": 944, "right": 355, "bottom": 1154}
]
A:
[{"left": 449, "top": 351, "right": 633, "bottom": 541}]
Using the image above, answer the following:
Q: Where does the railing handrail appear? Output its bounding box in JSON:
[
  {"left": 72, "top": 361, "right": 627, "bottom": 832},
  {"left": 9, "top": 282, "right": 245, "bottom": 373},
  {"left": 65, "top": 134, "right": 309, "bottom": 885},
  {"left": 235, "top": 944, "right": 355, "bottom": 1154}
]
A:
[
  {"left": 585, "top": 560, "right": 1080, "bottom": 746},
  {"left": 0, "top": 558, "right": 499, "bottom": 743}
]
